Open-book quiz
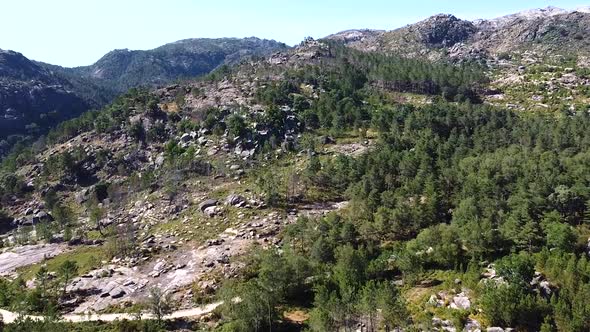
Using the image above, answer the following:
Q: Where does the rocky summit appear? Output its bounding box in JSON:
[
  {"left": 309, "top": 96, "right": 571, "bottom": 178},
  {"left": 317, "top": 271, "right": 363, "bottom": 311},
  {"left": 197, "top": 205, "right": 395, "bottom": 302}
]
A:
[{"left": 0, "top": 4, "right": 589, "bottom": 332}]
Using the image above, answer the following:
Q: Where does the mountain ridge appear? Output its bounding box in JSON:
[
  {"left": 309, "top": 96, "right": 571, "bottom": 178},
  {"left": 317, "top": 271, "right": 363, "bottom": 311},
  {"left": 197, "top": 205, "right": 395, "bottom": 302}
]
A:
[
  {"left": 327, "top": 6, "right": 590, "bottom": 60},
  {"left": 0, "top": 37, "right": 287, "bottom": 156}
]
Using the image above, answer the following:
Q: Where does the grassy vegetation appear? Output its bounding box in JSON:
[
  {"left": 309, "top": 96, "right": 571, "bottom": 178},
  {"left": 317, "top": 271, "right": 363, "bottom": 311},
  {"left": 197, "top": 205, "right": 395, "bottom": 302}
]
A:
[{"left": 17, "top": 246, "right": 106, "bottom": 280}]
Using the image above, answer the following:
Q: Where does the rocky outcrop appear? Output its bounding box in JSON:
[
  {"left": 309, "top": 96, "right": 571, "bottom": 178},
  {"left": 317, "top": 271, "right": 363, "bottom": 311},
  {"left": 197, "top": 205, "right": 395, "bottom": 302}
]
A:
[
  {"left": 413, "top": 14, "right": 476, "bottom": 47},
  {"left": 327, "top": 7, "right": 590, "bottom": 60}
]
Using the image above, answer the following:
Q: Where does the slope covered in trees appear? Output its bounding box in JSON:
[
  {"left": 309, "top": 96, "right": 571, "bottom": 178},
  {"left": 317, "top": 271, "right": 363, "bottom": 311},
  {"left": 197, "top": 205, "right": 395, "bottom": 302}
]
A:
[
  {"left": 217, "top": 100, "right": 590, "bottom": 331},
  {"left": 209, "top": 47, "right": 590, "bottom": 330},
  {"left": 0, "top": 36, "right": 588, "bottom": 331}
]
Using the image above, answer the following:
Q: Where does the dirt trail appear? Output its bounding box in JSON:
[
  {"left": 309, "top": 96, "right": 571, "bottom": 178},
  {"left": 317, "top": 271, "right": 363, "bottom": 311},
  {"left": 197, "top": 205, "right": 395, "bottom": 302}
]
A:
[{"left": 0, "top": 301, "right": 222, "bottom": 324}]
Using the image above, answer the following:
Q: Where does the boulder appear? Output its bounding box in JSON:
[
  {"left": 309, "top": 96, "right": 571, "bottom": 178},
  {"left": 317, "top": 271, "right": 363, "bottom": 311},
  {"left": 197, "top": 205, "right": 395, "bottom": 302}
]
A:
[
  {"left": 34, "top": 211, "right": 52, "bottom": 222},
  {"left": 319, "top": 135, "right": 335, "bottom": 144},
  {"left": 75, "top": 188, "right": 91, "bottom": 204},
  {"left": 427, "top": 294, "right": 444, "bottom": 307},
  {"left": 109, "top": 287, "right": 126, "bottom": 299},
  {"left": 199, "top": 280, "right": 217, "bottom": 294},
  {"left": 197, "top": 136, "right": 208, "bottom": 146},
  {"left": 204, "top": 206, "right": 218, "bottom": 218},
  {"left": 450, "top": 294, "right": 471, "bottom": 310},
  {"left": 153, "top": 261, "right": 166, "bottom": 273},
  {"left": 180, "top": 133, "right": 191, "bottom": 143},
  {"left": 225, "top": 194, "right": 245, "bottom": 206},
  {"left": 155, "top": 154, "right": 165, "bottom": 168},
  {"left": 207, "top": 147, "right": 219, "bottom": 156},
  {"left": 199, "top": 199, "right": 218, "bottom": 212},
  {"left": 465, "top": 318, "right": 481, "bottom": 332},
  {"left": 99, "top": 218, "right": 114, "bottom": 227},
  {"left": 100, "top": 281, "right": 118, "bottom": 297},
  {"left": 539, "top": 280, "right": 553, "bottom": 296},
  {"left": 217, "top": 254, "right": 230, "bottom": 264},
  {"left": 67, "top": 237, "right": 83, "bottom": 246}
]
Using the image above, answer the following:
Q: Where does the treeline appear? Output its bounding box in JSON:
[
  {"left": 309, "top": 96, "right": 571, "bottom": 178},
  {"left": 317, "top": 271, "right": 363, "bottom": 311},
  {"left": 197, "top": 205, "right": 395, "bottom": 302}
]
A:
[{"left": 327, "top": 41, "right": 488, "bottom": 102}]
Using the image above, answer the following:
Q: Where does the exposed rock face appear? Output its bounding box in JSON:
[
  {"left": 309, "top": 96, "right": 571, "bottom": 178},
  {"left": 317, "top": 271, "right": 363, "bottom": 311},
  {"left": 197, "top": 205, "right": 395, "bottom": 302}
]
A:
[
  {"left": 472, "top": 11, "right": 590, "bottom": 54},
  {"left": 327, "top": 7, "right": 590, "bottom": 59},
  {"left": 414, "top": 14, "right": 476, "bottom": 47},
  {"left": 0, "top": 244, "right": 65, "bottom": 276}
]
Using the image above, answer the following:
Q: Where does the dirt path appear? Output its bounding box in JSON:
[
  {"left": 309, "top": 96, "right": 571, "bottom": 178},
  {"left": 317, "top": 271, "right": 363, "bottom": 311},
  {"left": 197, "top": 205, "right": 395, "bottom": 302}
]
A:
[{"left": 0, "top": 301, "right": 222, "bottom": 324}]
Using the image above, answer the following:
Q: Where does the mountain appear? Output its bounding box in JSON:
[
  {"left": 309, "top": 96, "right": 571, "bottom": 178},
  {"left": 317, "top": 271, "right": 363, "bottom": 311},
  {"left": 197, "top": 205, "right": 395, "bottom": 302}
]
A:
[
  {"left": 0, "top": 37, "right": 287, "bottom": 156},
  {"left": 0, "top": 33, "right": 589, "bottom": 331},
  {"left": 62, "top": 37, "right": 288, "bottom": 92},
  {"left": 0, "top": 50, "right": 93, "bottom": 139},
  {"left": 327, "top": 6, "right": 590, "bottom": 60},
  {"left": 1, "top": 6, "right": 590, "bottom": 331}
]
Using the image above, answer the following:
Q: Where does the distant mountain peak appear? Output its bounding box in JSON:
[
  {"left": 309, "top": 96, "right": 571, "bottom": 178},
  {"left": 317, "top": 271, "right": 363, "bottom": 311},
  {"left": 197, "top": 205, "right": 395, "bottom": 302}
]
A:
[
  {"left": 410, "top": 13, "right": 476, "bottom": 46},
  {"left": 328, "top": 5, "right": 590, "bottom": 60},
  {"left": 0, "top": 49, "right": 49, "bottom": 81},
  {"left": 504, "top": 6, "right": 566, "bottom": 19},
  {"left": 484, "top": 6, "right": 584, "bottom": 27}
]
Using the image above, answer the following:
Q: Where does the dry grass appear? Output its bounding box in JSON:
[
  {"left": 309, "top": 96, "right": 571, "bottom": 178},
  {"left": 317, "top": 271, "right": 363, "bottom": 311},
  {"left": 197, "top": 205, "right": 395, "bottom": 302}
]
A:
[{"left": 283, "top": 309, "right": 310, "bottom": 324}]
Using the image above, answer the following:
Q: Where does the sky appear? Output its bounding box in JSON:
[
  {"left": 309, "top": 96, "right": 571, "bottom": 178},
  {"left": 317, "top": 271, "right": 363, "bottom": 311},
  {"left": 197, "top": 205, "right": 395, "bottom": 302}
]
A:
[{"left": 0, "top": 0, "right": 587, "bottom": 67}]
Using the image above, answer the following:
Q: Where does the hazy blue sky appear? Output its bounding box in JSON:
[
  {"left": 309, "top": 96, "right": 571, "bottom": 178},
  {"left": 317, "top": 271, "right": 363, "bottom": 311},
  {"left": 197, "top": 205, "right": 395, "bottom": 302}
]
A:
[{"left": 1, "top": 0, "right": 586, "bottom": 67}]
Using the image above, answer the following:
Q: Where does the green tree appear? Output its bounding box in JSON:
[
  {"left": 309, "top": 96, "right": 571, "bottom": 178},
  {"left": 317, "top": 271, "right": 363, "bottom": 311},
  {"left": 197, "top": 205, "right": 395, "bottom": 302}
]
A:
[
  {"left": 127, "top": 121, "right": 145, "bottom": 142},
  {"left": 148, "top": 287, "right": 172, "bottom": 325},
  {"left": 227, "top": 114, "right": 248, "bottom": 139},
  {"left": 495, "top": 253, "right": 535, "bottom": 288},
  {"left": 545, "top": 221, "right": 577, "bottom": 252},
  {"left": 57, "top": 260, "right": 78, "bottom": 297},
  {"left": 220, "top": 280, "right": 275, "bottom": 332}
]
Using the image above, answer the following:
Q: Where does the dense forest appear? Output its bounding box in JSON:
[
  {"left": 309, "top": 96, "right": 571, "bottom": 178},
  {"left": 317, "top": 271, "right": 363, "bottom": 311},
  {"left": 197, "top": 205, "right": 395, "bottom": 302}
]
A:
[
  {"left": 215, "top": 50, "right": 590, "bottom": 331},
  {"left": 216, "top": 101, "right": 590, "bottom": 331}
]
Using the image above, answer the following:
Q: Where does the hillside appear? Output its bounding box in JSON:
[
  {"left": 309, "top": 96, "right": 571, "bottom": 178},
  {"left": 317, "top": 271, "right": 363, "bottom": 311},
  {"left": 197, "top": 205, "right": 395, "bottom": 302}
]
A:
[
  {"left": 0, "top": 34, "right": 588, "bottom": 331},
  {"left": 61, "top": 37, "right": 288, "bottom": 92},
  {"left": 0, "top": 50, "right": 95, "bottom": 140},
  {"left": 0, "top": 6, "right": 589, "bottom": 332},
  {"left": 0, "top": 38, "right": 287, "bottom": 157}
]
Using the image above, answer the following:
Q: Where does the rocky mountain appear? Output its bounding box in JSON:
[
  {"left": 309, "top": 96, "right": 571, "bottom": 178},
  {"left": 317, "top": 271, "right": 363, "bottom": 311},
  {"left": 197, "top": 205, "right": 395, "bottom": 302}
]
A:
[
  {"left": 0, "top": 38, "right": 287, "bottom": 157},
  {"left": 1, "top": 6, "right": 590, "bottom": 331},
  {"left": 327, "top": 6, "right": 590, "bottom": 60},
  {"left": 0, "top": 34, "right": 589, "bottom": 331}
]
